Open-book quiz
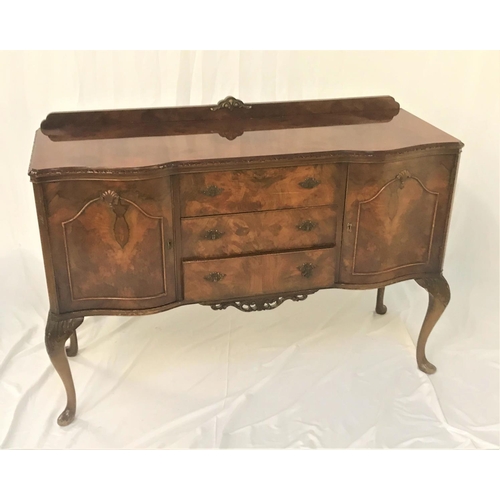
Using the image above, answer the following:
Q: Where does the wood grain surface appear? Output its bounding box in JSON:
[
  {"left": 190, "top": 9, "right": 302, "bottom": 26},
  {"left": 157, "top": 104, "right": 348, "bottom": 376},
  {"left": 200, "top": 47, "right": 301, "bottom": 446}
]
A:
[
  {"left": 40, "top": 96, "right": 400, "bottom": 141},
  {"left": 42, "top": 177, "right": 176, "bottom": 312},
  {"left": 29, "top": 110, "right": 462, "bottom": 178},
  {"left": 183, "top": 248, "right": 336, "bottom": 302},
  {"left": 181, "top": 206, "right": 337, "bottom": 259},
  {"left": 340, "top": 154, "right": 457, "bottom": 284},
  {"left": 180, "top": 165, "right": 341, "bottom": 216},
  {"left": 28, "top": 96, "right": 464, "bottom": 427}
]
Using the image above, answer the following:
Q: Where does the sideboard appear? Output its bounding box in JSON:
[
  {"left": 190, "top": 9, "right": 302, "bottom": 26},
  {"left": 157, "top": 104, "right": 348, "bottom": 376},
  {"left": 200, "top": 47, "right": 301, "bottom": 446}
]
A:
[{"left": 29, "top": 96, "right": 463, "bottom": 426}]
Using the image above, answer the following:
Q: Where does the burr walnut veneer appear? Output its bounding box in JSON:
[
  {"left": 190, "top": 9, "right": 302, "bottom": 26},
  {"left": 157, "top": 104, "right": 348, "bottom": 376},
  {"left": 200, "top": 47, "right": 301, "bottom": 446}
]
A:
[{"left": 29, "top": 96, "right": 463, "bottom": 426}]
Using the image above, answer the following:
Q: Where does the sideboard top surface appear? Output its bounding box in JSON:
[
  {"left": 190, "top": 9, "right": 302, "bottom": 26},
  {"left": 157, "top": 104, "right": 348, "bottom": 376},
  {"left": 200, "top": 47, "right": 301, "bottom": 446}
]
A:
[{"left": 29, "top": 97, "right": 463, "bottom": 179}]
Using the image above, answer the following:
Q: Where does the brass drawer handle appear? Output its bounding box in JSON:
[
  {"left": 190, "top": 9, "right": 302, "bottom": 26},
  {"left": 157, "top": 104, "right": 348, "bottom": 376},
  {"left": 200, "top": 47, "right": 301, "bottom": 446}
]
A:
[
  {"left": 204, "top": 272, "right": 226, "bottom": 283},
  {"left": 296, "top": 220, "right": 317, "bottom": 232},
  {"left": 203, "top": 229, "right": 225, "bottom": 240},
  {"left": 297, "top": 262, "right": 315, "bottom": 278},
  {"left": 201, "top": 185, "right": 224, "bottom": 197},
  {"left": 299, "top": 177, "right": 320, "bottom": 189}
]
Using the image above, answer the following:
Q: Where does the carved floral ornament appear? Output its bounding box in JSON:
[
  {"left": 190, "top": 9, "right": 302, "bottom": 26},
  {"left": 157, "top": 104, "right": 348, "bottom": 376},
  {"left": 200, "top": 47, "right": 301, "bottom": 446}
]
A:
[
  {"left": 396, "top": 170, "right": 412, "bottom": 188},
  {"left": 210, "top": 96, "right": 252, "bottom": 111},
  {"left": 203, "top": 291, "right": 316, "bottom": 312}
]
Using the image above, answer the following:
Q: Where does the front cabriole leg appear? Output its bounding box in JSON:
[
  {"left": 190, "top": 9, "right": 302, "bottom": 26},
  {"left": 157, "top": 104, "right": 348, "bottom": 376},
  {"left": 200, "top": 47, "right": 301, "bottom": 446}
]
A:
[
  {"left": 45, "top": 313, "right": 84, "bottom": 426},
  {"left": 414, "top": 275, "right": 451, "bottom": 374}
]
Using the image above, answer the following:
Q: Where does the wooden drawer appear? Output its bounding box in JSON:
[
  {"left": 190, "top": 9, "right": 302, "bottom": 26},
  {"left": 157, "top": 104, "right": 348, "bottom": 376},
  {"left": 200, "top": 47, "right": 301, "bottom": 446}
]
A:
[
  {"left": 181, "top": 206, "right": 336, "bottom": 259},
  {"left": 183, "top": 248, "right": 335, "bottom": 302},
  {"left": 180, "top": 165, "right": 340, "bottom": 216}
]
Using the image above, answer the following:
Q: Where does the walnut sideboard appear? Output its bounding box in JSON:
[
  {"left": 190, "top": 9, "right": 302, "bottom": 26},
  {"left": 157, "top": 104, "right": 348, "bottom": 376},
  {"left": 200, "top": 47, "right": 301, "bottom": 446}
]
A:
[{"left": 28, "top": 96, "right": 463, "bottom": 426}]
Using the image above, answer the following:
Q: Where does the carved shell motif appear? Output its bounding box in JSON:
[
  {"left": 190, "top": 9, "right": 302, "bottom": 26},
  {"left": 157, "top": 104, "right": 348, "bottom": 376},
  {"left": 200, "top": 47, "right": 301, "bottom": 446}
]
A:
[
  {"left": 100, "top": 190, "right": 130, "bottom": 248},
  {"left": 101, "top": 189, "right": 119, "bottom": 206}
]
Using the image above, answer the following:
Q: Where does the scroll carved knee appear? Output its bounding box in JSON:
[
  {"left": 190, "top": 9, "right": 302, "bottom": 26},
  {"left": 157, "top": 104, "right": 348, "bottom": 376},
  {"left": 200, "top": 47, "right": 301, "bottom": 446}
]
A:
[
  {"left": 415, "top": 275, "right": 450, "bottom": 374},
  {"left": 45, "top": 314, "right": 84, "bottom": 426}
]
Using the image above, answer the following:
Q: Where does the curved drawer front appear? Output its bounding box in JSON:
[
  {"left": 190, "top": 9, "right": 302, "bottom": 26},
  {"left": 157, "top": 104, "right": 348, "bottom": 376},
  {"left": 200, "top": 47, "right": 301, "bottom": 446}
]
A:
[
  {"left": 183, "top": 248, "right": 336, "bottom": 302},
  {"left": 180, "top": 165, "right": 340, "bottom": 217},
  {"left": 181, "top": 206, "right": 336, "bottom": 259}
]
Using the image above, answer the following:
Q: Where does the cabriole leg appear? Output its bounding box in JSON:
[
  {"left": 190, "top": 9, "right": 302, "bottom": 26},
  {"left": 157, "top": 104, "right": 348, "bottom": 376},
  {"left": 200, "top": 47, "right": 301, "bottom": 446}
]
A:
[
  {"left": 415, "top": 275, "right": 450, "bottom": 374},
  {"left": 375, "top": 287, "right": 387, "bottom": 314},
  {"left": 66, "top": 331, "right": 80, "bottom": 357},
  {"left": 45, "top": 314, "right": 84, "bottom": 426}
]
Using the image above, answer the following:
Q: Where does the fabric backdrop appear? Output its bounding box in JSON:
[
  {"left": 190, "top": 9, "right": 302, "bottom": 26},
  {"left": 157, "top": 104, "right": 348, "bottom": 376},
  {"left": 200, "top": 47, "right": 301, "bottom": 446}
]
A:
[{"left": 0, "top": 51, "right": 498, "bottom": 449}]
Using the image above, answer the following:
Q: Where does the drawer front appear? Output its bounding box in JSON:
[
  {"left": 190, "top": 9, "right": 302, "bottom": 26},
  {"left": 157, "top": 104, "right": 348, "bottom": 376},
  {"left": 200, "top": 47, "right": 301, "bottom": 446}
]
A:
[
  {"left": 181, "top": 206, "right": 336, "bottom": 259},
  {"left": 183, "top": 248, "right": 335, "bottom": 302},
  {"left": 180, "top": 165, "right": 341, "bottom": 216}
]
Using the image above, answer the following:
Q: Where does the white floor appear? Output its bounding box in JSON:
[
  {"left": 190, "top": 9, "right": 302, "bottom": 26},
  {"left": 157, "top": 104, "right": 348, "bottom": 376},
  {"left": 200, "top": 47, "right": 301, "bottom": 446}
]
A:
[{"left": 0, "top": 251, "right": 498, "bottom": 449}]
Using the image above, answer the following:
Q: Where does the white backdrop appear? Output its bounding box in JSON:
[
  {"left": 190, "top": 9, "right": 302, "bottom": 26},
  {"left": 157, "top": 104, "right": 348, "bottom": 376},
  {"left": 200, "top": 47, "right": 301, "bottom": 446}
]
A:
[{"left": 0, "top": 51, "right": 498, "bottom": 449}]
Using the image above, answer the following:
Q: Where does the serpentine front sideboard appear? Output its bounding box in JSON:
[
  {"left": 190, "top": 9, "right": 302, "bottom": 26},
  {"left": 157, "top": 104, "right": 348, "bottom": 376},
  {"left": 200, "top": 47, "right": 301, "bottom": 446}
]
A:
[{"left": 29, "top": 96, "right": 463, "bottom": 426}]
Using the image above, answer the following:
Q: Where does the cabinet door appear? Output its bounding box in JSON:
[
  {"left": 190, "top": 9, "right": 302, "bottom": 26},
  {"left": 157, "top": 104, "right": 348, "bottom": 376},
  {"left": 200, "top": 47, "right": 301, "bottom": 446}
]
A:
[
  {"left": 340, "top": 155, "right": 457, "bottom": 284},
  {"left": 43, "top": 177, "right": 176, "bottom": 313}
]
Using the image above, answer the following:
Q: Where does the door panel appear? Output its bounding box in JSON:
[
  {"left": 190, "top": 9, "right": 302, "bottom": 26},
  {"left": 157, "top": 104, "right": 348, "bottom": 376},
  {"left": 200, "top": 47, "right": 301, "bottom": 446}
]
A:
[
  {"left": 44, "top": 177, "right": 176, "bottom": 312},
  {"left": 340, "top": 155, "right": 457, "bottom": 284}
]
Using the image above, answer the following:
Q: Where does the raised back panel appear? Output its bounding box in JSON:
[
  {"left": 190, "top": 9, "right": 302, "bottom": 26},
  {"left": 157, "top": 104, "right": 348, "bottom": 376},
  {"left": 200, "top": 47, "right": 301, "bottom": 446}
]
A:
[{"left": 40, "top": 96, "right": 400, "bottom": 141}]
